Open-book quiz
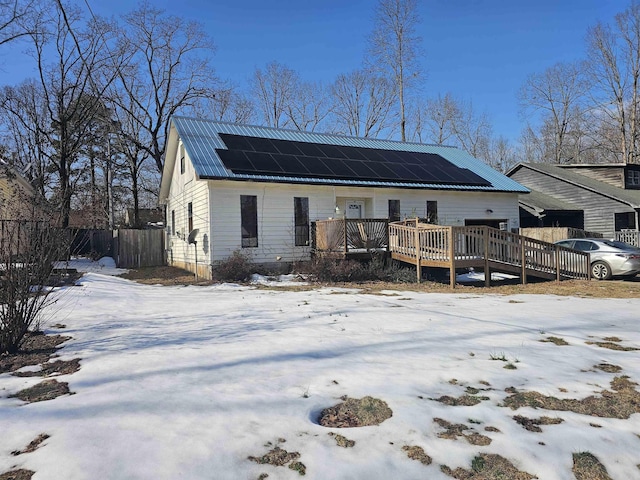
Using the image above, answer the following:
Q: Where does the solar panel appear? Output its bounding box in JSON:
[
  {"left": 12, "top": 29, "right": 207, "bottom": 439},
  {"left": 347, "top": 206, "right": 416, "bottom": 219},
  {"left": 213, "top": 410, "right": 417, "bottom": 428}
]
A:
[{"left": 215, "top": 133, "right": 491, "bottom": 186}]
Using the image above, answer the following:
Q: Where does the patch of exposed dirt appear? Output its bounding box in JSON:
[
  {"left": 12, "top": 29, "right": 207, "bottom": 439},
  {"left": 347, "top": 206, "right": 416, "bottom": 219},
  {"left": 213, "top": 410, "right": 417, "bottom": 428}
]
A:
[
  {"left": 572, "top": 452, "right": 613, "bottom": 480},
  {"left": 540, "top": 336, "right": 569, "bottom": 346},
  {"left": 0, "top": 333, "right": 71, "bottom": 374},
  {"left": 595, "top": 363, "right": 622, "bottom": 373},
  {"left": 9, "top": 379, "right": 72, "bottom": 403},
  {"left": 512, "top": 415, "right": 564, "bottom": 432},
  {"left": 248, "top": 447, "right": 306, "bottom": 476},
  {"left": 119, "top": 266, "right": 206, "bottom": 285},
  {"left": 12, "top": 358, "right": 81, "bottom": 377},
  {"left": 11, "top": 433, "right": 50, "bottom": 456},
  {"left": 434, "top": 418, "right": 492, "bottom": 446},
  {"left": 318, "top": 396, "right": 392, "bottom": 428},
  {"left": 434, "top": 394, "right": 489, "bottom": 406},
  {"left": 402, "top": 445, "right": 432, "bottom": 465},
  {"left": 0, "top": 470, "right": 34, "bottom": 480},
  {"left": 328, "top": 433, "right": 355, "bottom": 448},
  {"left": 441, "top": 454, "right": 537, "bottom": 479},
  {"left": 503, "top": 377, "right": 640, "bottom": 419}
]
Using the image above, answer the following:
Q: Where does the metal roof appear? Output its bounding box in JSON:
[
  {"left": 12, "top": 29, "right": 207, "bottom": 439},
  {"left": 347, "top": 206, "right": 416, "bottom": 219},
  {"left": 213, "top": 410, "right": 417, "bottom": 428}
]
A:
[
  {"left": 510, "top": 163, "right": 640, "bottom": 208},
  {"left": 518, "top": 189, "right": 581, "bottom": 214},
  {"left": 165, "top": 116, "right": 529, "bottom": 194}
]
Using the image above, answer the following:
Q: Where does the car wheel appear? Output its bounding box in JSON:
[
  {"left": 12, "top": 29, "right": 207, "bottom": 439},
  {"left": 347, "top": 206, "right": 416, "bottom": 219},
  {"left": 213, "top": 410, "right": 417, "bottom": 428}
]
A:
[{"left": 591, "top": 261, "right": 612, "bottom": 280}]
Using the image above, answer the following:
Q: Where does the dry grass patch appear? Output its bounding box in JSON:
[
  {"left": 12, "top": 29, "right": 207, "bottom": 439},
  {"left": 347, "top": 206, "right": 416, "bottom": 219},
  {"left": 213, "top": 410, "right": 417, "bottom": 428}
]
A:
[
  {"left": 119, "top": 266, "right": 204, "bottom": 285},
  {"left": 0, "top": 333, "right": 71, "bottom": 375},
  {"left": 512, "top": 415, "right": 564, "bottom": 432},
  {"left": 0, "top": 470, "right": 34, "bottom": 480},
  {"left": 540, "top": 336, "right": 569, "bottom": 346},
  {"left": 11, "top": 433, "right": 50, "bottom": 456},
  {"left": 9, "top": 379, "right": 72, "bottom": 403},
  {"left": 328, "top": 432, "right": 355, "bottom": 448},
  {"left": 402, "top": 445, "right": 432, "bottom": 465},
  {"left": 503, "top": 377, "right": 640, "bottom": 419},
  {"left": 441, "top": 453, "right": 537, "bottom": 479},
  {"left": 434, "top": 418, "right": 492, "bottom": 446},
  {"left": 586, "top": 340, "right": 639, "bottom": 351},
  {"left": 318, "top": 396, "right": 392, "bottom": 428},
  {"left": 435, "top": 394, "right": 489, "bottom": 406},
  {"left": 12, "top": 358, "right": 80, "bottom": 377},
  {"left": 594, "top": 363, "right": 622, "bottom": 373},
  {"left": 248, "top": 447, "right": 305, "bottom": 476},
  {"left": 572, "top": 452, "right": 612, "bottom": 480}
]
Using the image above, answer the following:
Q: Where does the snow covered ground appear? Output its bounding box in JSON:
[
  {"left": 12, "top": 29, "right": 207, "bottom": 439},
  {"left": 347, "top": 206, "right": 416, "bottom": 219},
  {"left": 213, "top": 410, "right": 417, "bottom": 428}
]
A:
[{"left": 1, "top": 267, "right": 640, "bottom": 479}]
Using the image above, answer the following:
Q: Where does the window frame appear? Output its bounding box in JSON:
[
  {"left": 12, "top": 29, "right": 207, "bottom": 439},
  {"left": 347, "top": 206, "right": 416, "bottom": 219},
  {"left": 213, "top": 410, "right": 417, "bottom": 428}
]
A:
[
  {"left": 294, "top": 197, "right": 310, "bottom": 246},
  {"left": 180, "top": 145, "right": 185, "bottom": 175},
  {"left": 240, "top": 195, "right": 258, "bottom": 248},
  {"left": 187, "top": 202, "right": 193, "bottom": 233},
  {"left": 171, "top": 209, "right": 175, "bottom": 236},
  {"left": 614, "top": 211, "right": 637, "bottom": 231},
  {"left": 627, "top": 169, "right": 640, "bottom": 187}
]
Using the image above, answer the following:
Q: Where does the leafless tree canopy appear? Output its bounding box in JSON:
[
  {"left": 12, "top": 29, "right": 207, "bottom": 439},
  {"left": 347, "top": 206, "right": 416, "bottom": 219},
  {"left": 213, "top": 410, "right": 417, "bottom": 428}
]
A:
[{"left": 367, "top": 0, "right": 423, "bottom": 142}]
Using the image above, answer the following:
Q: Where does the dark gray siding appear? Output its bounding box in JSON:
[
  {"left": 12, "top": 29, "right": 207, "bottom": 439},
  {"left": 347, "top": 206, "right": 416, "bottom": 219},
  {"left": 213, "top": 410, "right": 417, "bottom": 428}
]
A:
[
  {"left": 510, "top": 167, "right": 635, "bottom": 236},
  {"left": 562, "top": 166, "right": 624, "bottom": 188}
]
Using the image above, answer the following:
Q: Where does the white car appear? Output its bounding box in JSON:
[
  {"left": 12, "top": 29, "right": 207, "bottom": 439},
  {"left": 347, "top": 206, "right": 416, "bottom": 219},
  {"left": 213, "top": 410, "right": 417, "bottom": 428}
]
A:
[{"left": 554, "top": 238, "right": 640, "bottom": 280}]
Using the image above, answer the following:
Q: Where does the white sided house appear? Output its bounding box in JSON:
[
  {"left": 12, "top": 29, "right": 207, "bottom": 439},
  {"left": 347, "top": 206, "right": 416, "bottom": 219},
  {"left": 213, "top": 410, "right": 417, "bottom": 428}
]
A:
[{"left": 159, "top": 117, "right": 528, "bottom": 278}]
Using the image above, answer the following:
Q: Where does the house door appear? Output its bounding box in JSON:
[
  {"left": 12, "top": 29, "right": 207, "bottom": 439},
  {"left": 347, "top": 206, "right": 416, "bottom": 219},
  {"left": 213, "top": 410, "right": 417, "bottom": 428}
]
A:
[{"left": 346, "top": 200, "right": 365, "bottom": 219}]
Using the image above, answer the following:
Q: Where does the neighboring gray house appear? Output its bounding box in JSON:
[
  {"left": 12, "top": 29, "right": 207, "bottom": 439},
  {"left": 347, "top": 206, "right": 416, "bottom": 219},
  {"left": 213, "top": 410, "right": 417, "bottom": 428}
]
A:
[
  {"left": 508, "top": 163, "right": 640, "bottom": 237},
  {"left": 159, "top": 117, "right": 528, "bottom": 278}
]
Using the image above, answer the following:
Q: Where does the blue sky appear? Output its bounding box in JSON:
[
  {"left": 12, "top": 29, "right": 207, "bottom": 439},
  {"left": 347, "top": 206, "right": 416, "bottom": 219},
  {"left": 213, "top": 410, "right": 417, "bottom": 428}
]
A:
[{"left": 0, "top": 0, "right": 621, "bottom": 143}]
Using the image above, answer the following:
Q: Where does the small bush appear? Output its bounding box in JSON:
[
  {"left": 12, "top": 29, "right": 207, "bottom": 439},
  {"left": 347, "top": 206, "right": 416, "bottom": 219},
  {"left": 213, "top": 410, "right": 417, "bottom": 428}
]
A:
[
  {"left": 213, "top": 251, "right": 253, "bottom": 282},
  {"left": 309, "top": 254, "right": 415, "bottom": 283}
]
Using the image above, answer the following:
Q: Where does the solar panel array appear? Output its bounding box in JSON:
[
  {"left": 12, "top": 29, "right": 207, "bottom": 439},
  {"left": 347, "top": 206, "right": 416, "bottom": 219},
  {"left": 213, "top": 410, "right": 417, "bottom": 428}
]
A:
[{"left": 215, "top": 133, "right": 491, "bottom": 186}]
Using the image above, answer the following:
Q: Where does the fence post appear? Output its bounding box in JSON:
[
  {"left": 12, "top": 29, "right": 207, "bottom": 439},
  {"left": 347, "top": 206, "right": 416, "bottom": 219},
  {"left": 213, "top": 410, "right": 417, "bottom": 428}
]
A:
[
  {"left": 521, "top": 234, "right": 527, "bottom": 285},
  {"left": 343, "top": 218, "right": 348, "bottom": 254},
  {"left": 556, "top": 248, "right": 561, "bottom": 281}
]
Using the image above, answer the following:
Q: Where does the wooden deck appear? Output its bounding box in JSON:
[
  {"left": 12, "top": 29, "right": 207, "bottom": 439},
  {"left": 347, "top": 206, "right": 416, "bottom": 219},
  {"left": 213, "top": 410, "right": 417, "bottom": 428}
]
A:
[
  {"left": 312, "top": 218, "right": 591, "bottom": 287},
  {"left": 388, "top": 220, "right": 591, "bottom": 287}
]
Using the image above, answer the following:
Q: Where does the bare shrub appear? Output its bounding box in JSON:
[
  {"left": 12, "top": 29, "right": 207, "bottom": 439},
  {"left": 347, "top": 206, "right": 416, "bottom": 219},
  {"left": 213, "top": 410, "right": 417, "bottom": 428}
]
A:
[
  {"left": 212, "top": 250, "right": 253, "bottom": 282},
  {"left": 1, "top": 178, "right": 69, "bottom": 354}
]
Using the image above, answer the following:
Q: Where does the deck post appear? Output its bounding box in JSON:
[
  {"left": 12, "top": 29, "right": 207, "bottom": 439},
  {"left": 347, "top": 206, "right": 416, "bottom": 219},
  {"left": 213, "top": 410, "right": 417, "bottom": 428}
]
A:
[
  {"left": 484, "top": 228, "right": 490, "bottom": 287},
  {"left": 414, "top": 220, "right": 421, "bottom": 283},
  {"left": 556, "top": 248, "right": 561, "bottom": 281},
  {"left": 521, "top": 234, "right": 527, "bottom": 285},
  {"left": 449, "top": 227, "right": 456, "bottom": 289}
]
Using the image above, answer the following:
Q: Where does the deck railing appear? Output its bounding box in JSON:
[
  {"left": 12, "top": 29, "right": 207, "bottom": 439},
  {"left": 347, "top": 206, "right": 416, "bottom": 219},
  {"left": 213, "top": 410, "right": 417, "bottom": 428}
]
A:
[
  {"left": 314, "top": 218, "right": 389, "bottom": 253},
  {"left": 388, "top": 220, "right": 590, "bottom": 285},
  {"left": 615, "top": 230, "right": 640, "bottom": 247}
]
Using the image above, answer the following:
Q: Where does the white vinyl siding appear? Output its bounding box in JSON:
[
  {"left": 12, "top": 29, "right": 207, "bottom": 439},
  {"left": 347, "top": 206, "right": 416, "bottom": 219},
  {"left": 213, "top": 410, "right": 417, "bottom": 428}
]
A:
[{"left": 206, "top": 181, "right": 520, "bottom": 263}]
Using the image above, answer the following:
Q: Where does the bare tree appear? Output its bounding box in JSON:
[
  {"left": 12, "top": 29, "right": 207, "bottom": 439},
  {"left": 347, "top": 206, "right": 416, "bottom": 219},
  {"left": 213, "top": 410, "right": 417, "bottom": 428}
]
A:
[
  {"left": 330, "top": 69, "right": 396, "bottom": 138},
  {"left": 250, "top": 61, "right": 298, "bottom": 128},
  {"left": 451, "top": 99, "right": 492, "bottom": 161},
  {"left": 519, "top": 62, "right": 588, "bottom": 163},
  {"left": 286, "top": 81, "right": 331, "bottom": 132},
  {"left": 410, "top": 92, "right": 458, "bottom": 144},
  {"left": 203, "top": 82, "right": 254, "bottom": 124},
  {"left": 28, "top": 3, "right": 118, "bottom": 228},
  {"left": 112, "top": 2, "right": 217, "bottom": 173},
  {"left": 0, "top": 0, "right": 38, "bottom": 46},
  {"left": 587, "top": 3, "right": 640, "bottom": 163},
  {"left": 368, "top": 0, "right": 422, "bottom": 141}
]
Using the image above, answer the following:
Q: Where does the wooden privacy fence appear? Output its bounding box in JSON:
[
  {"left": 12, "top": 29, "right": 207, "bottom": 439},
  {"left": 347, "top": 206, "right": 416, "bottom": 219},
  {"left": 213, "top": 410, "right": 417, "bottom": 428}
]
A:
[
  {"left": 519, "top": 227, "right": 602, "bottom": 243},
  {"left": 112, "top": 229, "right": 165, "bottom": 268},
  {"left": 389, "top": 220, "right": 591, "bottom": 287}
]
